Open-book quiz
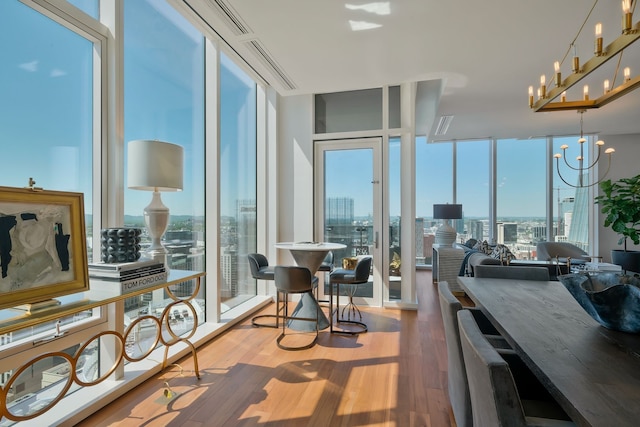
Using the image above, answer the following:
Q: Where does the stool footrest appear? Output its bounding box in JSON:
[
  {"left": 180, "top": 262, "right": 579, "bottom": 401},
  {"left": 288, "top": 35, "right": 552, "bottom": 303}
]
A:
[
  {"left": 251, "top": 314, "right": 279, "bottom": 328},
  {"left": 332, "top": 319, "right": 367, "bottom": 335}
]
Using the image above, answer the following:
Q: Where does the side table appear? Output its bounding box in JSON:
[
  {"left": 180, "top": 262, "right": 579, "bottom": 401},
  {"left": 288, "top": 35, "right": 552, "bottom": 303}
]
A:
[{"left": 432, "top": 245, "right": 466, "bottom": 295}]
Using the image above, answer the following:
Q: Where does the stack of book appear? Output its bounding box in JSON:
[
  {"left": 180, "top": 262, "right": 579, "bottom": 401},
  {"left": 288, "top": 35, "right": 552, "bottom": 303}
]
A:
[{"left": 89, "top": 259, "right": 168, "bottom": 294}]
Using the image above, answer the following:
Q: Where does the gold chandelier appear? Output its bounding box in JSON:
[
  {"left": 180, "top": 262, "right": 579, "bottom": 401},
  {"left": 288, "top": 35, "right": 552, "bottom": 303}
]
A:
[{"left": 529, "top": 0, "right": 640, "bottom": 112}]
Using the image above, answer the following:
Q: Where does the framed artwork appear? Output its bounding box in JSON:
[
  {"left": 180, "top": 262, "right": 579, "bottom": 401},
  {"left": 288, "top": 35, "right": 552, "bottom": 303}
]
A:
[{"left": 0, "top": 186, "right": 88, "bottom": 310}]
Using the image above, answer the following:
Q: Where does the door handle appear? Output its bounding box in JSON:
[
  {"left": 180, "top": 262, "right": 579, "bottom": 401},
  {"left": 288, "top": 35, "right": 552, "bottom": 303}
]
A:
[{"left": 374, "top": 231, "right": 379, "bottom": 249}]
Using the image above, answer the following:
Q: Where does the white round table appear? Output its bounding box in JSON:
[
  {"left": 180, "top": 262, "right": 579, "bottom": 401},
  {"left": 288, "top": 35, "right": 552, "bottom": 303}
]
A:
[
  {"left": 274, "top": 242, "right": 346, "bottom": 331},
  {"left": 275, "top": 242, "right": 346, "bottom": 274}
]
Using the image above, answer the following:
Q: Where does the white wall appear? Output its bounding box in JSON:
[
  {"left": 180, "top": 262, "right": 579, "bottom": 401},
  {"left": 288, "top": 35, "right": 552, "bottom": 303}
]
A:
[
  {"left": 276, "top": 94, "right": 314, "bottom": 265},
  {"left": 596, "top": 133, "right": 640, "bottom": 262}
]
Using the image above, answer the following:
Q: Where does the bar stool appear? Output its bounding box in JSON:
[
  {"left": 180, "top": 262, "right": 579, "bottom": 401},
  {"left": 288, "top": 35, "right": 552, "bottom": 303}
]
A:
[
  {"left": 248, "top": 253, "right": 278, "bottom": 328},
  {"left": 329, "top": 256, "right": 371, "bottom": 334},
  {"left": 316, "top": 251, "right": 334, "bottom": 303},
  {"left": 274, "top": 266, "right": 319, "bottom": 350}
]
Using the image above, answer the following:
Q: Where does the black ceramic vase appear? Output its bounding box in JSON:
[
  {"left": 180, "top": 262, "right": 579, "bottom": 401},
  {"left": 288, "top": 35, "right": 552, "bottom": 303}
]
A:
[{"left": 100, "top": 228, "right": 142, "bottom": 263}]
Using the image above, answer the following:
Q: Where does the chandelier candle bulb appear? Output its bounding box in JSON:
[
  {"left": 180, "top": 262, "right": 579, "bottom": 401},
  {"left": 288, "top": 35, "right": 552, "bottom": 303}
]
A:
[
  {"left": 561, "top": 91, "right": 567, "bottom": 102},
  {"left": 624, "top": 67, "right": 631, "bottom": 82},
  {"left": 623, "top": 0, "right": 632, "bottom": 33},
  {"left": 529, "top": 2, "right": 640, "bottom": 112},
  {"left": 540, "top": 74, "right": 546, "bottom": 98},
  {"left": 583, "top": 85, "right": 589, "bottom": 100},
  {"left": 528, "top": 86, "right": 534, "bottom": 107},
  {"left": 554, "top": 61, "right": 562, "bottom": 86}
]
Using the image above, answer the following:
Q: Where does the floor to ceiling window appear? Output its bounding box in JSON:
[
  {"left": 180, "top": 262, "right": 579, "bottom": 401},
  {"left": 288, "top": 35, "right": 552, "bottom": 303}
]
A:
[
  {"left": 416, "top": 138, "right": 453, "bottom": 266},
  {"left": 417, "top": 135, "right": 592, "bottom": 261},
  {"left": 123, "top": 0, "right": 206, "bottom": 324},
  {"left": 0, "top": 0, "right": 263, "bottom": 423},
  {"left": 497, "top": 138, "right": 546, "bottom": 259},
  {"left": 456, "top": 140, "right": 490, "bottom": 244},
  {"left": 389, "top": 136, "right": 402, "bottom": 298},
  {"left": 219, "top": 52, "right": 257, "bottom": 311},
  {"left": 0, "top": 0, "right": 98, "bottom": 416},
  {"left": 553, "top": 136, "right": 591, "bottom": 253}
]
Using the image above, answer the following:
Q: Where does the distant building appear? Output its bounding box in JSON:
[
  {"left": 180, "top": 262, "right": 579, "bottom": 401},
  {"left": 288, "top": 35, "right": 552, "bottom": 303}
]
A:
[
  {"left": 532, "top": 225, "right": 559, "bottom": 242},
  {"left": 567, "top": 182, "right": 589, "bottom": 251},
  {"left": 469, "top": 220, "right": 484, "bottom": 241},
  {"left": 497, "top": 222, "right": 517, "bottom": 244},
  {"left": 423, "top": 233, "right": 435, "bottom": 264},
  {"left": 236, "top": 199, "right": 257, "bottom": 296},
  {"left": 220, "top": 247, "right": 238, "bottom": 299},
  {"left": 415, "top": 218, "right": 424, "bottom": 263},
  {"left": 326, "top": 197, "right": 355, "bottom": 259},
  {"left": 327, "top": 197, "right": 354, "bottom": 225}
]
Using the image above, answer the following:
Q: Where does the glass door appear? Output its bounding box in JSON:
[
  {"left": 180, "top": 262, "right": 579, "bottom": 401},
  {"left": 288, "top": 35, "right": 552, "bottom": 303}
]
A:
[{"left": 314, "top": 138, "right": 383, "bottom": 307}]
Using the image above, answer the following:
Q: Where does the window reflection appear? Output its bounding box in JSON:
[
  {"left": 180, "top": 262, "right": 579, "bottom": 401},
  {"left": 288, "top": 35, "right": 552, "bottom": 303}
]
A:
[
  {"left": 123, "top": 0, "right": 205, "bottom": 337},
  {"left": 219, "top": 53, "right": 258, "bottom": 311}
]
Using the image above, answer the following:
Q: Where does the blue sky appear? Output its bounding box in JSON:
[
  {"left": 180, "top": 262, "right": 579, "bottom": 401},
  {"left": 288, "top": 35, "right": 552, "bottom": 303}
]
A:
[{"left": 0, "top": 0, "right": 258, "bottom": 219}]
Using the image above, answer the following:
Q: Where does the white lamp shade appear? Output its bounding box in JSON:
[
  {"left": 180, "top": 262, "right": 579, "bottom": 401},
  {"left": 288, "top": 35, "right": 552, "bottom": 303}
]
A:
[{"left": 127, "top": 140, "right": 184, "bottom": 191}]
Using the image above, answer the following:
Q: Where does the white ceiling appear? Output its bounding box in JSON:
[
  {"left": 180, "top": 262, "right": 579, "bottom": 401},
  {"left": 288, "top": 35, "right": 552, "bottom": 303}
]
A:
[{"left": 183, "top": 0, "right": 640, "bottom": 142}]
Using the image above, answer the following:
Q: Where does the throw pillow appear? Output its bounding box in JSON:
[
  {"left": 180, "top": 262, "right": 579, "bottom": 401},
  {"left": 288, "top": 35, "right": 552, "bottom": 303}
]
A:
[
  {"left": 473, "top": 240, "right": 493, "bottom": 255},
  {"left": 464, "top": 238, "right": 478, "bottom": 249},
  {"left": 490, "top": 244, "right": 516, "bottom": 263}
]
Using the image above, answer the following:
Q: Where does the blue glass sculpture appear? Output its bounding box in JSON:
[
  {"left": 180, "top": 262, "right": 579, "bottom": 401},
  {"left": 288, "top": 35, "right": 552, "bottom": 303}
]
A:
[{"left": 559, "top": 272, "right": 640, "bottom": 333}]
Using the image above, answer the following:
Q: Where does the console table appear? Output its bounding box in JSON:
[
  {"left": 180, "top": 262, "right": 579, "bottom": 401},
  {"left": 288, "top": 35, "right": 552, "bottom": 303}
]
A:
[
  {"left": 432, "top": 245, "right": 466, "bottom": 294},
  {"left": 0, "top": 270, "right": 205, "bottom": 423}
]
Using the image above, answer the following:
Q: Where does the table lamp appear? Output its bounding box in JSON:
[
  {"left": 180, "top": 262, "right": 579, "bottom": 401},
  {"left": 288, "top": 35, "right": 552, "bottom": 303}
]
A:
[
  {"left": 433, "top": 203, "right": 462, "bottom": 246},
  {"left": 127, "top": 140, "right": 184, "bottom": 266}
]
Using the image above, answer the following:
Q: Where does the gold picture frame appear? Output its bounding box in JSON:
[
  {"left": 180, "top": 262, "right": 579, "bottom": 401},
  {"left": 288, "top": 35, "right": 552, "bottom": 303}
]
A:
[{"left": 0, "top": 186, "right": 88, "bottom": 310}]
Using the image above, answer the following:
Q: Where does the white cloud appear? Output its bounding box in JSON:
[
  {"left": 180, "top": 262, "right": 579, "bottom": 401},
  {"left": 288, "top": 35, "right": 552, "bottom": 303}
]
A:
[
  {"left": 19, "top": 60, "right": 38, "bottom": 72},
  {"left": 50, "top": 69, "right": 67, "bottom": 77}
]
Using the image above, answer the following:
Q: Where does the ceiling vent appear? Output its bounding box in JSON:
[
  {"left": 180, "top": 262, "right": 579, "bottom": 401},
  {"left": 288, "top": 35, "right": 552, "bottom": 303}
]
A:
[
  {"left": 204, "top": 0, "right": 251, "bottom": 35},
  {"left": 434, "top": 115, "right": 454, "bottom": 136},
  {"left": 244, "top": 40, "right": 297, "bottom": 91}
]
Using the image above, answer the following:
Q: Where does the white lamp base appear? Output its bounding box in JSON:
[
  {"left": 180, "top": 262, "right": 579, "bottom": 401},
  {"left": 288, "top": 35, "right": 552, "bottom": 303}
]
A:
[
  {"left": 143, "top": 191, "right": 170, "bottom": 268},
  {"left": 435, "top": 220, "right": 457, "bottom": 246}
]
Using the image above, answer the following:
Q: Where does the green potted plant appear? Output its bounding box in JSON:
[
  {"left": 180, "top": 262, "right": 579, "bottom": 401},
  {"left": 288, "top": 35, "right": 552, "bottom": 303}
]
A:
[{"left": 595, "top": 174, "right": 640, "bottom": 273}]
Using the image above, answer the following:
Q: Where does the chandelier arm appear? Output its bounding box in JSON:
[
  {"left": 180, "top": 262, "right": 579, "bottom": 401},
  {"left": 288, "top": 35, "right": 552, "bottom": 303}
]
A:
[
  {"left": 611, "top": 50, "right": 623, "bottom": 88},
  {"left": 557, "top": 156, "right": 611, "bottom": 188},
  {"left": 596, "top": 154, "right": 614, "bottom": 185},
  {"left": 583, "top": 145, "right": 603, "bottom": 170},
  {"left": 556, "top": 158, "right": 579, "bottom": 188},
  {"left": 562, "top": 149, "right": 583, "bottom": 171}
]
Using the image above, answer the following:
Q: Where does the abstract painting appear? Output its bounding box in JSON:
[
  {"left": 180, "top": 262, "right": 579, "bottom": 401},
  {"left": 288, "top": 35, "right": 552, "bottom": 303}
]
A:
[{"left": 0, "top": 187, "right": 88, "bottom": 310}]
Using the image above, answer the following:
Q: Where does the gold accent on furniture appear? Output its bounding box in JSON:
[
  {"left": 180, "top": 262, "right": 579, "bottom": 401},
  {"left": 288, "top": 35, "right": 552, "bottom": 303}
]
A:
[{"left": 0, "top": 270, "right": 204, "bottom": 422}]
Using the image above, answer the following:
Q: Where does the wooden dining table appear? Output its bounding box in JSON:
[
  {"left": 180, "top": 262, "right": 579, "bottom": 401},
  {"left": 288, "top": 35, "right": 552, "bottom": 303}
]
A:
[{"left": 457, "top": 276, "right": 640, "bottom": 427}]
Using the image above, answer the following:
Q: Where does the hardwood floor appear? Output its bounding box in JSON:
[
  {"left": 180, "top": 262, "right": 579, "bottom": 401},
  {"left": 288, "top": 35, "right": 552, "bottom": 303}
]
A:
[{"left": 75, "top": 271, "right": 456, "bottom": 427}]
